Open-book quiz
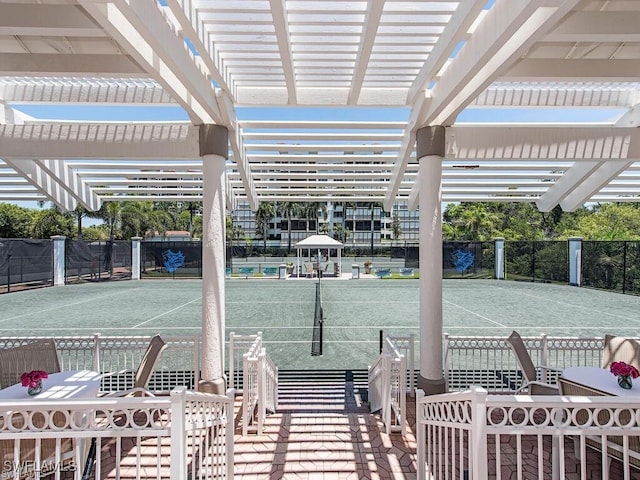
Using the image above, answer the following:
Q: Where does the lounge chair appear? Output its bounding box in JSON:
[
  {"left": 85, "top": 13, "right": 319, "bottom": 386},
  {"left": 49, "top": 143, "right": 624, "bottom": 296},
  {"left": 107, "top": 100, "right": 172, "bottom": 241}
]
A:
[
  {"left": 506, "top": 330, "right": 559, "bottom": 394},
  {"left": 263, "top": 267, "right": 278, "bottom": 276},
  {"left": 375, "top": 268, "right": 391, "bottom": 278},
  {"left": 238, "top": 266, "right": 255, "bottom": 278}
]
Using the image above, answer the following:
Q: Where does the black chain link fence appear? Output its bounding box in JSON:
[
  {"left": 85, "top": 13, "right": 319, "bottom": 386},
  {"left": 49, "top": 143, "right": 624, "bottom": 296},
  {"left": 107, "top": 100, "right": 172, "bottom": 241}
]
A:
[
  {"left": 504, "top": 241, "right": 568, "bottom": 283},
  {"left": 581, "top": 241, "right": 640, "bottom": 295},
  {"left": 0, "top": 239, "right": 53, "bottom": 293},
  {"left": 65, "top": 240, "right": 132, "bottom": 284},
  {"left": 141, "top": 241, "right": 203, "bottom": 278}
]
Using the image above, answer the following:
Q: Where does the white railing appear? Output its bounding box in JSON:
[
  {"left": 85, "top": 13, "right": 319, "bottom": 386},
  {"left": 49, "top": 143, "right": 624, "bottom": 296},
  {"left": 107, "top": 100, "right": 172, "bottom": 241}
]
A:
[
  {"left": 416, "top": 388, "right": 640, "bottom": 480},
  {"left": 443, "top": 334, "right": 606, "bottom": 392},
  {"left": 242, "top": 338, "right": 278, "bottom": 435},
  {"left": 228, "top": 331, "right": 261, "bottom": 392},
  {"left": 368, "top": 337, "right": 407, "bottom": 434},
  {"left": 388, "top": 334, "right": 415, "bottom": 395},
  {"left": 0, "top": 335, "right": 200, "bottom": 392},
  {"left": 0, "top": 387, "right": 233, "bottom": 480}
]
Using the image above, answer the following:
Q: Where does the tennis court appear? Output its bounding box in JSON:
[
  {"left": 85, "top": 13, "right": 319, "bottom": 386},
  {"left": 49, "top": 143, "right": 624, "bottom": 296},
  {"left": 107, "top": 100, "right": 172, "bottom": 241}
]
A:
[{"left": 0, "top": 278, "right": 639, "bottom": 369}]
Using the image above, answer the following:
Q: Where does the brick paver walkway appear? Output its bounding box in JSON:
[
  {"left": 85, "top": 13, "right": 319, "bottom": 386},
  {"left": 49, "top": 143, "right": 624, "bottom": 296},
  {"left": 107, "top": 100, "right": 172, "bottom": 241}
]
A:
[{"left": 233, "top": 371, "right": 417, "bottom": 480}]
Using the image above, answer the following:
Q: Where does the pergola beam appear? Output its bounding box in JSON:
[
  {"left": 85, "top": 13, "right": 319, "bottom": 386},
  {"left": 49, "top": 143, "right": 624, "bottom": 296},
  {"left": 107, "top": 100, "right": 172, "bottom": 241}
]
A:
[
  {"left": 79, "top": 0, "right": 223, "bottom": 125},
  {"left": 0, "top": 123, "right": 203, "bottom": 159},
  {"left": 2, "top": 158, "right": 77, "bottom": 211}
]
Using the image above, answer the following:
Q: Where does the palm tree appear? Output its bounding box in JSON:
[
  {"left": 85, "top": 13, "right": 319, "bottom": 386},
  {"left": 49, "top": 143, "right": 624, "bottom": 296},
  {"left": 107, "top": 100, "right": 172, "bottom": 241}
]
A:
[
  {"left": 97, "top": 201, "right": 122, "bottom": 239},
  {"left": 255, "top": 202, "right": 276, "bottom": 251},
  {"left": 277, "top": 201, "right": 302, "bottom": 252},
  {"left": 183, "top": 201, "right": 202, "bottom": 237},
  {"left": 303, "top": 202, "right": 327, "bottom": 235}
]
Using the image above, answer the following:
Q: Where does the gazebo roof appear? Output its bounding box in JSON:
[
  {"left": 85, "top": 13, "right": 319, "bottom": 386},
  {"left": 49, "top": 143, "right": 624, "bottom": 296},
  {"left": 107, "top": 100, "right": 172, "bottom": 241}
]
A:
[{"left": 295, "top": 235, "right": 344, "bottom": 249}]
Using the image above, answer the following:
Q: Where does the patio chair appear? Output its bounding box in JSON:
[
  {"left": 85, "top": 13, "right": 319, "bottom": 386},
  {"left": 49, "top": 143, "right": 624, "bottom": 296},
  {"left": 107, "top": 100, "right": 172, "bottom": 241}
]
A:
[
  {"left": 602, "top": 334, "right": 640, "bottom": 369},
  {"left": 506, "top": 330, "right": 559, "bottom": 395},
  {"left": 103, "top": 335, "right": 167, "bottom": 397},
  {"left": 303, "top": 262, "right": 315, "bottom": 278},
  {"left": 0, "top": 339, "right": 61, "bottom": 389}
]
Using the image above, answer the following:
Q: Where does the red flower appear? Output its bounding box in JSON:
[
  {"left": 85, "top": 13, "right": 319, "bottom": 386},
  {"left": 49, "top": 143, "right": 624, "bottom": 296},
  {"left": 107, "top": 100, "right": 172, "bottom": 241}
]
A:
[
  {"left": 610, "top": 361, "right": 640, "bottom": 379},
  {"left": 20, "top": 370, "right": 49, "bottom": 388}
]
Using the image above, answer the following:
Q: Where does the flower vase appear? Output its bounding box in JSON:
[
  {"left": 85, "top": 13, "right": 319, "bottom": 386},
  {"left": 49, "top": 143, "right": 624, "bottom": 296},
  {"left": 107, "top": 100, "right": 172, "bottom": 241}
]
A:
[
  {"left": 27, "top": 380, "right": 42, "bottom": 396},
  {"left": 618, "top": 374, "right": 633, "bottom": 390}
]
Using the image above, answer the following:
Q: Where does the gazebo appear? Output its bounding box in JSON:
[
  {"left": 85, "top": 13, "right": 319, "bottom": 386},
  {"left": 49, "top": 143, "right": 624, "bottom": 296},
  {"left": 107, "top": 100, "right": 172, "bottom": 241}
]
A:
[{"left": 294, "top": 235, "right": 343, "bottom": 278}]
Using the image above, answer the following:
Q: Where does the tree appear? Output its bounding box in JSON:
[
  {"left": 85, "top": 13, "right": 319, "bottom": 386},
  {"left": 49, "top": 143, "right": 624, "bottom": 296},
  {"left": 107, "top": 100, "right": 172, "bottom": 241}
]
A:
[
  {"left": 303, "top": 202, "right": 327, "bottom": 234},
  {"left": 332, "top": 222, "right": 349, "bottom": 243},
  {"left": 120, "top": 201, "right": 171, "bottom": 239},
  {"left": 31, "top": 208, "right": 74, "bottom": 238},
  {"left": 182, "top": 202, "right": 202, "bottom": 237},
  {"left": 73, "top": 205, "right": 102, "bottom": 239},
  {"left": 277, "top": 201, "right": 302, "bottom": 252},
  {"left": 255, "top": 202, "right": 276, "bottom": 250},
  {"left": 97, "top": 201, "right": 122, "bottom": 239},
  {"left": 564, "top": 203, "right": 640, "bottom": 240},
  {"left": 0, "top": 203, "right": 33, "bottom": 238},
  {"left": 391, "top": 213, "right": 401, "bottom": 241}
]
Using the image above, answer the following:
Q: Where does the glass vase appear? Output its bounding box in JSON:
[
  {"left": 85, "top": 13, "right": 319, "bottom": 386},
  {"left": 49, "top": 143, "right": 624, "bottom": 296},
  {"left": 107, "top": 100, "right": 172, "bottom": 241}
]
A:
[
  {"left": 618, "top": 374, "right": 633, "bottom": 390},
  {"left": 27, "top": 380, "right": 43, "bottom": 396}
]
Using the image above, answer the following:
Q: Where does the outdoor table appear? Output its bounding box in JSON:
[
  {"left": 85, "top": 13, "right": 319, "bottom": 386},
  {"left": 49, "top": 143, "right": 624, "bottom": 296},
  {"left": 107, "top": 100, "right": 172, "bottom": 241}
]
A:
[
  {"left": 0, "top": 370, "right": 101, "bottom": 479},
  {"left": 0, "top": 370, "right": 101, "bottom": 400},
  {"left": 561, "top": 366, "right": 640, "bottom": 397}
]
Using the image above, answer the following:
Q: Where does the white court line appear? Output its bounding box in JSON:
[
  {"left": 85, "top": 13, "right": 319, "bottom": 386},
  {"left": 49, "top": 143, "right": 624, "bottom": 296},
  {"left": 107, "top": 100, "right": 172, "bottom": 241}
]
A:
[
  {"left": 444, "top": 299, "right": 508, "bottom": 328},
  {"left": 132, "top": 297, "right": 201, "bottom": 328},
  {"left": 495, "top": 285, "right": 640, "bottom": 323},
  {"left": 0, "top": 288, "right": 141, "bottom": 324}
]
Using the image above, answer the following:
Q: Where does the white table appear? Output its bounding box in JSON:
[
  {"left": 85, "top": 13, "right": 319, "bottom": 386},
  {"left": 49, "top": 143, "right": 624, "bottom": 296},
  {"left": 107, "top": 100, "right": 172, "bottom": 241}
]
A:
[
  {"left": 561, "top": 366, "right": 640, "bottom": 397},
  {"left": 0, "top": 370, "right": 101, "bottom": 400},
  {"left": 0, "top": 370, "right": 102, "bottom": 476}
]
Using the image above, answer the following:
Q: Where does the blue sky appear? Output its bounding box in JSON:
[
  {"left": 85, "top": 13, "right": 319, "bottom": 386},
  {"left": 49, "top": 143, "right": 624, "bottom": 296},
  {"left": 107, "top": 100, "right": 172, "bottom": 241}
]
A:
[{"left": 14, "top": 103, "right": 625, "bottom": 124}]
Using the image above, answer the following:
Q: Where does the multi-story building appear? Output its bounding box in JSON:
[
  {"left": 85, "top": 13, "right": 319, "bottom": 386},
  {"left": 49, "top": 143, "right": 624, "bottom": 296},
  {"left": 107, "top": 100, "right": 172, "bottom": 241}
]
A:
[{"left": 229, "top": 200, "right": 420, "bottom": 248}]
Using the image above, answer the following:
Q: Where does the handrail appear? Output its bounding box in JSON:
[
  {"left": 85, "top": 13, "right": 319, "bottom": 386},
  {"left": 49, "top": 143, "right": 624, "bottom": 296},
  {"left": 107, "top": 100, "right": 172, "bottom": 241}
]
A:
[
  {"left": 228, "top": 331, "right": 262, "bottom": 392},
  {"left": 241, "top": 334, "right": 278, "bottom": 435},
  {"left": 368, "top": 336, "right": 406, "bottom": 434},
  {"left": 387, "top": 334, "right": 415, "bottom": 395},
  {"left": 416, "top": 388, "right": 640, "bottom": 480}
]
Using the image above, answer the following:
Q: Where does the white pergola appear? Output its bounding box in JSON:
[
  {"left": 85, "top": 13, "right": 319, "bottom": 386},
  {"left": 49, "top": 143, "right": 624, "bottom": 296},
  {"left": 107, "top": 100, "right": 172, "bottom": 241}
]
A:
[{"left": 1, "top": 0, "right": 639, "bottom": 392}]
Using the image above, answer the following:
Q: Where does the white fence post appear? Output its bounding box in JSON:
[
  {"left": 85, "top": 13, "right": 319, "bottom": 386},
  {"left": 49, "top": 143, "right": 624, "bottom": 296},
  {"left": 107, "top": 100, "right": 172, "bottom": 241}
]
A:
[
  {"left": 541, "top": 333, "right": 549, "bottom": 383},
  {"left": 170, "top": 387, "right": 187, "bottom": 479},
  {"left": 443, "top": 332, "right": 450, "bottom": 391},
  {"left": 416, "top": 389, "right": 425, "bottom": 480},
  {"left": 470, "top": 387, "right": 488, "bottom": 479},
  {"left": 92, "top": 333, "right": 101, "bottom": 373}
]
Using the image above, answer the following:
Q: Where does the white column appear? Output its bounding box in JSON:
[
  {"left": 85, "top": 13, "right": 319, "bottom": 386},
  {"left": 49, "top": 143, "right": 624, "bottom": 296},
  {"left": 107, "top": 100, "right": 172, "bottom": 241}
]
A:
[
  {"left": 568, "top": 237, "right": 582, "bottom": 286},
  {"left": 494, "top": 237, "right": 505, "bottom": 280},
  {"left": 416, "top": 126, "right": 446, "bottom": 395},
  {"left": 131, "top": 237, "right": 142, "bottom": 280},
  {"left": 201, "top": 153, "right": 227, "bottom": 389},
  {"left": 51, "top": 235, "right": 66, "bottom": 286},
  {"left": 198, "top": 125, "right": 229, "bottom": 395}
]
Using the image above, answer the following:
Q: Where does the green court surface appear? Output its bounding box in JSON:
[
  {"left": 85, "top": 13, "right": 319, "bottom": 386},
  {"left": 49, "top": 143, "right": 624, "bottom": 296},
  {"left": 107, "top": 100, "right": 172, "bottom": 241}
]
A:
[{"left": 1, "top": 278, "right": 639, "bottom": 370}]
